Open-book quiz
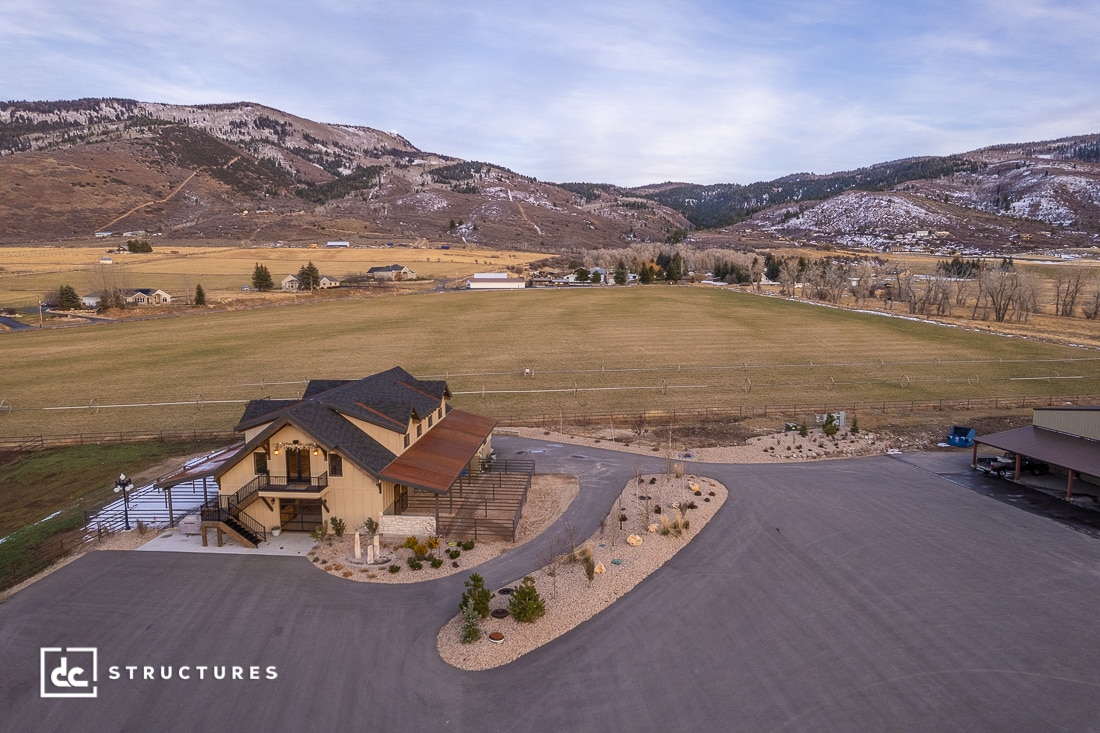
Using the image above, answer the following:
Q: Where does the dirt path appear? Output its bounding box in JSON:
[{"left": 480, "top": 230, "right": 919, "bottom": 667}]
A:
[{"left": 98, "top": 156, "right": 240, "bottom": 231}]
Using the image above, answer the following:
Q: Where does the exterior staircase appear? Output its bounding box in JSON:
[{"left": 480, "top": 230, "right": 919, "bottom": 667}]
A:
[{"left": 199, "top": 477, "right": 267, "bottom": 548}]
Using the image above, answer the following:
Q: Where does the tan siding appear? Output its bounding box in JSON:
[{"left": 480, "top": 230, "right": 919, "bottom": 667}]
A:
[
  {"left": 344, "top": 416, "right": 404, "bottom": 454},
  {"left": 1034, "top": 409, "right": 1100, "bottom": 441}
]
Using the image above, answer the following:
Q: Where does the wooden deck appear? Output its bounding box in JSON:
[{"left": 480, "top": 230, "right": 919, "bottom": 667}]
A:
[{"left": 404, "top": 463, "right": 533, "bottom": 542}]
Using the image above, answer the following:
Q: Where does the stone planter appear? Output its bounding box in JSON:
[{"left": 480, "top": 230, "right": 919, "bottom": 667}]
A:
[{"left": 488, "top": 632, "right": 504, "bottom": 644}]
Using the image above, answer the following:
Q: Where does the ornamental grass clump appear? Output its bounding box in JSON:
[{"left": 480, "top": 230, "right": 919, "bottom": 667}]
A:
[{"left": 508, "top": 576, "right": 546, "bottom": 623}]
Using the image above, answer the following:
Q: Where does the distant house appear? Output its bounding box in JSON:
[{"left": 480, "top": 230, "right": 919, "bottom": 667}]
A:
[
  {"left": 367, "top": 264, "right": 416, "bottom": 281},
  {"left": 125, "top": 288, "right": 172, "bottom": 305},
  {"left": 283, "top": 274, "right": 338, "bottom": 291},
  {"left": 325, "top": 241, "right": 351, "bottom": 248},
  {"left": 465, "top": 273, "right": 527, "bottom": 290},
  {"left": 81, "top": 289, "right": 172, "bottom": 307}
]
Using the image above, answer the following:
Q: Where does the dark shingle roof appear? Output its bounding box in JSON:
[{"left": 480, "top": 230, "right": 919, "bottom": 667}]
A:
[{"left": 229, "top": 367, "right": 448, "bottom": 476}]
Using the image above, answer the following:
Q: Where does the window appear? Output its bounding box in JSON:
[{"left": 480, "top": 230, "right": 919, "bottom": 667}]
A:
[
  {"left": 329, "top": 453, "right": 343, "bottom": 477},
  {"left": 416, "top": 422, "right": 423, "bottom": 437},
  {"left": 428, "top": 414, "right": 433, "bottom": 427},
  {"left": 403, "top": 433, "right": 410, "bottom": 448},
  {"left": 253, "top": 452, "right": 268, "bottom": 475}
]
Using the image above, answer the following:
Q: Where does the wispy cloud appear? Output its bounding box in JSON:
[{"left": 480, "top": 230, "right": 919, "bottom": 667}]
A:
[{"left": 2, "top": 0, "right": 1098, "bottom": 185}]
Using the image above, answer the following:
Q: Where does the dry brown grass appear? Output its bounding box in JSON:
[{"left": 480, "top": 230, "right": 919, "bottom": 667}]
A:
[{"left": 1, "top": 286, "right": 1097, "bottom": 438}]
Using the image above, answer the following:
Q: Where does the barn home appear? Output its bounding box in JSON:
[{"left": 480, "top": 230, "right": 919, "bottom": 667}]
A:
[{"left": 158, "top": 367, "right": 527, "bottom": 549}]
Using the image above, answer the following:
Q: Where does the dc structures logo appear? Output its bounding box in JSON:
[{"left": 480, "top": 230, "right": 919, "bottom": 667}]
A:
[{"left": 40, "top": 647, "right": 98, "bottom": 698}]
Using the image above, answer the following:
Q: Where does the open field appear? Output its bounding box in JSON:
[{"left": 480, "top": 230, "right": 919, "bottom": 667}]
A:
[
  {"left": 1, "top": 287, "right": 1097, "bottom": 438},
  {"left": 0, "top": 244, "right": 535, "bottom": 307}
]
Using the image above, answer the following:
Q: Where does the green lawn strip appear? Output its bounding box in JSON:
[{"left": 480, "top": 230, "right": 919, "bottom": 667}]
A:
[{"left": 0, "top": 441, "right": 224, "bottom": 538}]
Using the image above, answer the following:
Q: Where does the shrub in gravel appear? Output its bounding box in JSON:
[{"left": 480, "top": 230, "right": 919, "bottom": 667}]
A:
[
  {"left": 461, "top": 573, "right": 494, "bottom": 618},
  {"left": 461, "top": 540, "right": 476, "bottom": 551},
  {"left": 408, "top": 558, "right": 423, "bottom": 570},
  {"left": 508, "top": 576, "right": 546, "bottom": 623},
  {"left": 448, "top": 549, "right": 462, "bottom": 560},
  {"left": 430, "top": 557, "right": 444, "bottom": 569},
  {"left": 460, "top": 601, "right": 482, "bottom": 644},
  {"left": 388, "top": 564, "right": 400, "bottom": 574}
]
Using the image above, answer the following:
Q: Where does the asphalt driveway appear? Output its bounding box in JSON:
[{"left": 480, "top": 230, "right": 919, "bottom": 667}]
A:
[{"left": 3, "top": 437, "right": 1100, "bottom": 731}]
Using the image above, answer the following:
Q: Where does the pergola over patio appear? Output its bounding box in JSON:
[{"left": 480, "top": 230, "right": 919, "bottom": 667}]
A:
[{"left": 152, "top": 442, "right": 246, "bottom": 524}]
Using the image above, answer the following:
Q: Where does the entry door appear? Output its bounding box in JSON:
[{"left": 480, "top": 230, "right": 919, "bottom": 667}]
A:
[{"left": 286, "top": 448, "right": 311, "bottom": 483}]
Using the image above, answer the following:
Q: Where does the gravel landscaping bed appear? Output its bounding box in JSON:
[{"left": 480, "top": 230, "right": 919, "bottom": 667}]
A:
[{"left": 437, "top": 471, "right": 727, "bottom": 670}]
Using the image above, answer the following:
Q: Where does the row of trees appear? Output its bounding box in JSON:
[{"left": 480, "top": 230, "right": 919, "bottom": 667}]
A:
[{"left": 568, "top": 243, "right": 1100, "bottom": 322}]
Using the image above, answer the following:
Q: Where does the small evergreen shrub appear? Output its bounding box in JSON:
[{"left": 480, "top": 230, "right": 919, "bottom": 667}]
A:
[
  {"left": 508, "top": 576, "right": 546, "bottom": 623},
  {"left": 461, "top": 540, "right": 475, "bottom": 551},
  {"left": 460, "top": 601, "right": 482, "bottom": 644},
  {"left": 388, "top": 564, "right": 400, "bottom": 573},
  {"left": 407, "top": 558, "right": 423, "bottom": 570},
  {"left": 448, "top": 549, "right": 462, "bottom": 560},
  {"left": 460, "top": 573, "right": 494, "bottom": 618},
  {"left": 430, "top": 557, "right": 444, "bottom": 568},
  {"left": 330, "top": 516, "right": 346, "bottom": 537}
]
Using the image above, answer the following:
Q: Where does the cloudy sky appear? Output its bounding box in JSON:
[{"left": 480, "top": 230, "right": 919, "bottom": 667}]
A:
[{"left": 4, "top": 0, "right": 1098, "bottom": 186}]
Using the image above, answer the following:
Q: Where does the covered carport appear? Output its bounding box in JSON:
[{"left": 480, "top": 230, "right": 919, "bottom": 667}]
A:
[{"left": 972, "top": 425, "right": 1100, "bottom": 500}]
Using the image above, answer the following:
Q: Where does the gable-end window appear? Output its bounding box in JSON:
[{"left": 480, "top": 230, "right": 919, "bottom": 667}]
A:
[
  {"left": 428, "top": 414, "right": 434, "bottom": 428},
  {"left": 416, "top": 422, "right": 423, "bottom": 437},
  {"left": 253, "top": 452, "right": 268, "bottom": 475},
  {"left": 403, "top": 433, "right": 410, "bottom": 448},
  {"left": 329, "top": 453, "right": 343, "bottom": 477}
]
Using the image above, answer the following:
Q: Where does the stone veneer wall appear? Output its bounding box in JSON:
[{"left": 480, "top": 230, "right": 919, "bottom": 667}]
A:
[{"left": 379, "top": 514, "right": 436, "bottom": 538}]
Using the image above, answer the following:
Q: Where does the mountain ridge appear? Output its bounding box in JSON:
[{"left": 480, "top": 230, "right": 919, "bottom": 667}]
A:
[{"left": 1, "top": 98, "right": 1098, "bottom": 255}]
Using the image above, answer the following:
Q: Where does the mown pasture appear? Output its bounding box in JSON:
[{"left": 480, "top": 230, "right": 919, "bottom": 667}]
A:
[{"left": 1, "top": 287, "right": 1097, "bottom": 438}]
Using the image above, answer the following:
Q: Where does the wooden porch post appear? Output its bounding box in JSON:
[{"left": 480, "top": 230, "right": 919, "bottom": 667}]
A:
[
  {"left": 971, "top": 443, "right": 978, "bottom": 468},
  {"left": 166, "top": 488, "right": 174, "bottom": 527},
  {"left": 1067, "top": 471, "right": 1075, "bottom": 501}
]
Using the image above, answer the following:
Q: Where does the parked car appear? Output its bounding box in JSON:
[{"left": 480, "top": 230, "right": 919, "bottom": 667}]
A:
[{"left": 976, "top": 452, "right": 1049, "bottom": 478}]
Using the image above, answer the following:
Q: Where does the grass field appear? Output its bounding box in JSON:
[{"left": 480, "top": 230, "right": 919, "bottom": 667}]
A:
[
  {"left": 1, "top": 286, "right": 1097, "bottom": 438},
  {"left": 0, "top": 440, "right": 225, "bottom": 537},
  {"left": 0, "top": 244, "right": 535, "bottom": 307}
]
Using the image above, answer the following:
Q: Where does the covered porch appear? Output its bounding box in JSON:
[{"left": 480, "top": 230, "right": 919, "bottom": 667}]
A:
[
  {"left": 379, "top": 410, "right": 534, "bottom": 542},
  {"left": 972, "top": 425, "right": 1100, "bottom": 500}
]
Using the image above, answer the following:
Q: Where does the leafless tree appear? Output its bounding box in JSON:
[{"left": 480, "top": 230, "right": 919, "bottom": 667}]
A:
[
  {"left": 849, "top": 261, "right": 877, "bottom": 305},
  {"left": 1082, "top": 287, "right": 1100, "bottom": 320},
  {"left": 1053, "top": 266, "right": 1087, "bottom": 317},
  {"left": 777, "top": 257, "right": 800, "bottom": 297}
]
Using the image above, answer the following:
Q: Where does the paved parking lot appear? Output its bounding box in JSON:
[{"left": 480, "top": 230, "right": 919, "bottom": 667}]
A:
[{"left": 3, "top": 437, "right": 1100, "bottom": 731}]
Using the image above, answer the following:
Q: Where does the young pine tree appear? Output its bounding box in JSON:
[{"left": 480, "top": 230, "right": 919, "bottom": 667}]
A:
[
  {"left": 251, "top": 263, "right": 274, "bottom": 291},
  {"left": 508, "top": 576, "right": 546, "bottom": 623}
]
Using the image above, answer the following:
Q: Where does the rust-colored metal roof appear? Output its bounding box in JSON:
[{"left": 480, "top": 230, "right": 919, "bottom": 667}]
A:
[
  {"left": 153, "top": 443, "right": 247, "bottom": 489},
  {"left": 975, "top": 426, "right": 1100, "bottom": 478},
  {"left": 379, "top": 409, "right": 497, "bottom": 493}
]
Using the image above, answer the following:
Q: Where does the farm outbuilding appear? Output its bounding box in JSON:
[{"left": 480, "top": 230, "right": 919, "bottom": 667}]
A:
[
  {"left": 973, "top": 406, "right": 1100, "bottom": 499},
  {"left": 465, "top": 273, "right": 527, "bottom": 290}
]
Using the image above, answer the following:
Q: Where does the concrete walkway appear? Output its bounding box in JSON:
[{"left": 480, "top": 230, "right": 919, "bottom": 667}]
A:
[
  {"left": 136, "top": 527, "right": 316, "bottom": 556},
  {"left": 3, "top": 436, "right": 1100, "bottom": 731}
]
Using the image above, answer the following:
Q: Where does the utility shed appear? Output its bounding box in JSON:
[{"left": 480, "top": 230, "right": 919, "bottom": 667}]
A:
[{"left": 973, "top": 406, "right": 1100, "bottom": 499}]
